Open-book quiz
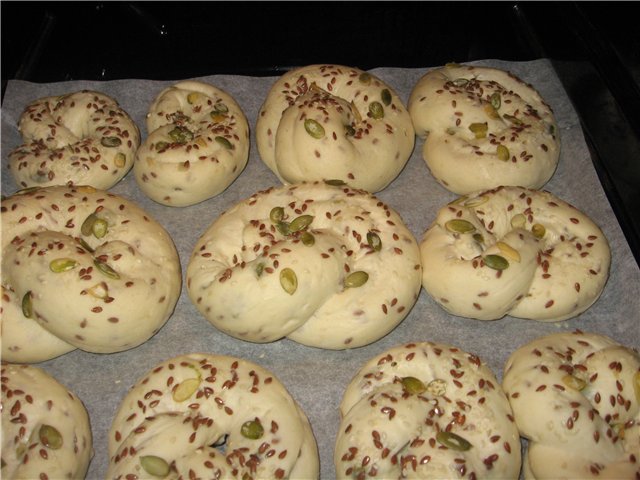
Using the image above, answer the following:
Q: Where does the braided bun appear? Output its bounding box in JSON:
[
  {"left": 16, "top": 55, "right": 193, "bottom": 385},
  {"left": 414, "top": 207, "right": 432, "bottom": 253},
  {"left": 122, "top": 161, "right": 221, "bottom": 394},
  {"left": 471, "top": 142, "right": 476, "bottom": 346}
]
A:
[
  {"left": 107, "top": 353, "right": 319, "bottom": 479},
  {"left": 187, "top": 181, "right": 422, "bottom": 349},
  {"left": 8, "top": 90, "right": 140, "bottom": 190},
  {"left": 1, "top": 185, "right": 181, "bottom": 363},
  {"left": 256, "top": 65, "right": 415, "bottom": 192},
  {"left": 335, "top": 342, "right": 521, "bottom": 478},
  {"left": 135, "top": 80, "right": 249, "bottom": 206},
  {"left": 409, "top": 64, "right": 559, "bottom": 194},
  {"left": 503, "top": 331, "right": 640, "bottom": 479},
  {"left": 419, "top": 186, "right": 610, "bottom": 321},
  {"left": 1, "top": 362, "right": 93, "bottom": 478}
]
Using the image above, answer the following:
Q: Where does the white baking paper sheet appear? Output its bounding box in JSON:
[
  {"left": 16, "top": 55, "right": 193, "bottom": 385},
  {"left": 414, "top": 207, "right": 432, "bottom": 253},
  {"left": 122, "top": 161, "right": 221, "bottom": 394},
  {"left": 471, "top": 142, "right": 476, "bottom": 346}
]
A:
[{"left": 2, "top": 59, "right": 639, "bottom": 479}]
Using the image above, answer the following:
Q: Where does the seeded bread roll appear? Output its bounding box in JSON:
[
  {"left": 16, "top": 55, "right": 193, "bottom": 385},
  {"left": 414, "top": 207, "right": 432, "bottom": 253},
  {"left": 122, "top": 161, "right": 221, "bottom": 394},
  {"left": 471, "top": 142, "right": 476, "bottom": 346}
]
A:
[
  {"left": 8, "top": 90, "right": 140, "bottom": 190},
  {"left": 1, "top": 362, "right": 93, "bottom": 478},
  {"left": 419, "top": 186, "right": 610, "bottom": 321},
  {"left": 134, "top": 80, "right": 250, "bottom": 206},
  {"left": 256, "top": 64, "right": 415, "bottom": 192},
  {"left": 408, "top": 64, "right": 559, "bottom": 194},
  {"left": 335, "top": 341, "right": 522, "bottom": 479},
  {"left": 107, "top": 353, "right": 319, "bottom": 479},
  {"left": 503, "top": 331, "right": 640, "bottom": 479},
  {"left": 186, "top": 181, "right": 422, "bottom": 349},
  {"left": 1, "top": 185, "right": 182, "bottom": 363}
]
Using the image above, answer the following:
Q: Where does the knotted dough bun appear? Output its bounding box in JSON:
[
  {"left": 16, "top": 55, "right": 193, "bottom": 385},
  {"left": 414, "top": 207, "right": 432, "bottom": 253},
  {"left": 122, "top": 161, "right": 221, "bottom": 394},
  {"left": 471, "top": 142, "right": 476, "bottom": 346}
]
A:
[
  {"left": 107, "top": 353, "right": 319, "bottom": 479},
  {"left": 134, "top": 80, "right": 250, "bottom": 206},
  {"left": 1, "top": 185, "right": 182, "bottom": 363},
  {"left": 419, "top": 186, "right": 610, "bottom": 321},
  {"left": 408, "top": 64, "right": 560, "bottom": 194},
  {"left": 1, "top": 362, "right": 93, "bottom": 479},
  {"left": 8, "top": 90, "right": 140, "bottom": 190},
  {"left": 503, "top": 331, "right": 640, "bottom": 479},
  {"left": 187, "top": 181, "right": 422, "bottom": 349},
  {"left": 335, "top": 341, "right": 521, "bottom": 479},
  {"left": 256, "top": 64, "right": 415, "bottom": 192}
]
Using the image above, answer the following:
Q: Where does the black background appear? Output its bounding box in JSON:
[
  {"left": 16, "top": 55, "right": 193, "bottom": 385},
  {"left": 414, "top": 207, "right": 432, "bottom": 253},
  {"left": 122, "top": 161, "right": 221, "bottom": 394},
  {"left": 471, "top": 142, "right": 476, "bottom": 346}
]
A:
[{"left": 2, "top": 1, "right": 639, "bottom": 265}]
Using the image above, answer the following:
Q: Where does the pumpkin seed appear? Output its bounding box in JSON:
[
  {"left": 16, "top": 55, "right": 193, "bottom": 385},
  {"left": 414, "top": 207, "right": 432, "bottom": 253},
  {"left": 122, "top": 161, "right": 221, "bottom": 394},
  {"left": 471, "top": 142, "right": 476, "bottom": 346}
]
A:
[
  {"left": 503, "top": 114, "right": 523, "bottom": 126},
  {"left": 445, "top": 219, "right": 475, "bottom": 234},
  {"left": 94, "top": 259, "right": 120, "bottom": 279},
  {"left": 367, "top": 232, "right": 382, "bottom": 251},
  {"left": 92, "top": 218, "right": 108, "bottom": 239},
  {"left": 304, "top": 119, "right": 325, "bottom": 139},
  {"left": 187, "top": 92, "right": 201, "bottom": 104},
  {"left": 210, "top": 112, "right": 227, "bottom": 123},
  {"left": 350, "top": 100, "right": 363, "bottom": 123},
  {"left": 532, "top": 223, "right": 546, "bottom": 239},
  {"left": 76, "top": 237, "right": 94, "bottom": 253},
  {"left": 280, "top": 268, "right": 298, "bottom": 295},
  {"left": 490, "top": 92, "right": 501, "bottom": 110},
  {"left": 15, "top": 186, "right": 40, "bottom": 196},
  {"left": 633, "top": 371, "right": 640, "bottom": 402},
  {"left": 114, "top": 153, "right": 127, "bottom": 168},
  {"left": 446, "top": 127, "right": 456, "bottom": 136},
  {"left": 173, "top": 377, "right": 201, "bottom": 402},
  {"left": 21, "top": 291, "right": 33, "bottom": 318},
  {"left": 381, "top": 88, "right": 392, "bottom": 106},
  {"left": 451, "top": 78, "right": 469, "bottom": 87},
  {"left": 401, "top": 376, "right": 426, "bottom": 395},
  {"left": 86, "top": 282, "right": 107, "bottom": 300},
  {"left": 140, "top": 455, "right": 170, "bottom": 477},
  {"left": 463, "top": 196, "right": 488, "bottom": 207},
  {"left": 468, "top": 122, "right": 488, "bottom": 139},
  {"left": 446, "top": 62, "right": 461, "bottom": 69},
  {"left": 269, "top": 206, "right": 285, "bottom": 224},
  {"left": 562, "top": 374, "right": 586, "bottom": 391},
  {"left": 215, "top": 136, "right": 233, "bottom": 149},
  {"left": 427, "top": 379, "right": 447, "bottom": 396},
  {"left": 497, "top": 241, "right": 521, "bottom": 263},
  {"left": 324, "top": 179, "right": 346, "bottom": 186},
  {"left": 214, "top": 102, "right": 229, "bottom": 113},
  {"left": 16, "top": 443, "right": 27, "bottom": 459},
  {"left": 497, "top": 144, "right": 510, "bottom": 161},
  {"left": 100, "top": 136, "right": 121, "bottom": 148},
  {"left": 549, "top": 124, "right": 556, "bottom": 135},
  {"left": 288, "top": 215, "right": 314, "bottom": 233},
  {"left": 301, "top": 232, "right": 315, "bottom": 246},
  {"left": 50, "top": 258, "right": 78, "bottom": 273},
  {"left": 483, "top": 254, "right": 509, "bottom": 271},
  {"left": 369, "top": 101, "right": 384, "bottom": 120},
  {"left": 155, "top": 141, "right": 169, "bottom": 151},
  {"left": 169, "top": 126, "right": 194, "bottom": 144},
  {"left": 39, "top": 425, "right": 63, "bottom": 449},
  {"left": 510, "top": 213, "right": 526, "bottom": 229},
  {"left": 359, "top": 72, "right": 372, "bottom": 85},
  {"left": 81, "top": 213, "right": 97, "bottom": 236},
  {"left": 344, "top": 124, "right": 356, "bottom": 137},
  {"left": 473, "top": 233, "right": 484, "bottom": 245},
  {"left": 484, "top": 104, "right": 500, "bottom": 119},
  {"left": 241, "top": 419, "right": 264, "bottom": 440},
  {"left": 276, "top": 222, "right": 290, "bottom": 236},
  {"left": 344, "top": 271, "right": 368, "bottom": 288},
  {"left": 255, "top": 263, "right": 265, "bottom": 277},
  {"left": 436, "top": 431, "right": 472, "bottom": 451}
]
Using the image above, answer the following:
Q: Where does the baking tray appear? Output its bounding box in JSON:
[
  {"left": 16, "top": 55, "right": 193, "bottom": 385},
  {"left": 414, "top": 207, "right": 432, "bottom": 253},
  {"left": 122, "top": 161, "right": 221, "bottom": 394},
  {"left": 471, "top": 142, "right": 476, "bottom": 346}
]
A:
[{"left": 2, "top": 59, "right": 639, "bottom": 478}]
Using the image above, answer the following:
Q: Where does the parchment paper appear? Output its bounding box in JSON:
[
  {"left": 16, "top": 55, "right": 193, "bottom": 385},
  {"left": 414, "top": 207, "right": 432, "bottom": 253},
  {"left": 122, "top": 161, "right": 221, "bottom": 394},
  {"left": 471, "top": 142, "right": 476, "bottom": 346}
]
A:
[{"left": 2, "top": 59, "right": 639, "bottom": 479}]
